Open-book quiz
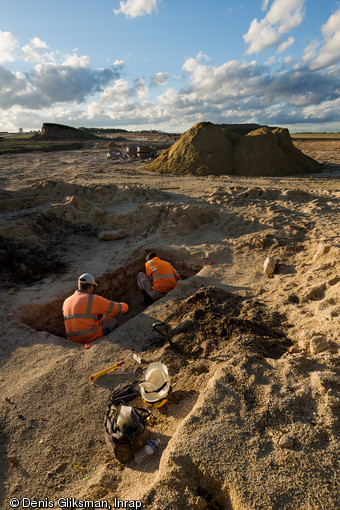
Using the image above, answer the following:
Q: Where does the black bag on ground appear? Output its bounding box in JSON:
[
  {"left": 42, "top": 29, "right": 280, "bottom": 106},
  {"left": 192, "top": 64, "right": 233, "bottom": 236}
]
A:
[
  {"left": 108, "top": 381, "right": 141, "bottom": 405},
  {"left": 104, "top": 388, "right": 150, "bottom": 463}
]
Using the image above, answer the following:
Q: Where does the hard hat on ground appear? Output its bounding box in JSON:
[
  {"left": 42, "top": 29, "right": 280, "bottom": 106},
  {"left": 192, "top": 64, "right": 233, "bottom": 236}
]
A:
[
  {"left": 78, "top": 273, "right": 98, "bottom": 286},
  {"left": 139, "top": 362, "right": 170, "bottom": 403}
]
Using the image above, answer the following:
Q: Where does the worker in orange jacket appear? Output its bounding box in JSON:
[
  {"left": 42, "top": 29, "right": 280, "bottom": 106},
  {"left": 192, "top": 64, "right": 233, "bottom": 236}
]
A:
[
  {"left": 137, "top": 252, "right": 180, "bottom": 304},
  {"left": 62, "top": 273, "right": 128, "bottom": 344}
]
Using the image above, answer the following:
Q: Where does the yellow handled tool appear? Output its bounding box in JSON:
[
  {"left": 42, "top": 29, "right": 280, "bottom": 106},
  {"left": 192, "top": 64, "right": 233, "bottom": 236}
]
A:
[{"left": 89, "top": 353, "right": 132, "bottom": 381}]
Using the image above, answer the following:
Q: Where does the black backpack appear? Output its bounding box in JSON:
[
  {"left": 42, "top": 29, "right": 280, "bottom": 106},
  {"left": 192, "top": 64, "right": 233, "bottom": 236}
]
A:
[{"left": 103, "top": 383, "right": 150, "bottom": 463}]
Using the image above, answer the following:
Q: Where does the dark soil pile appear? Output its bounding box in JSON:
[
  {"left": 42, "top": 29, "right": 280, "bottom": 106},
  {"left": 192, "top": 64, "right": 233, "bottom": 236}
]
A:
[
  {"left": 146, "top": 122, "right": 322, "bottom": 176},
  {"left": 37, "top": 123, "right": 100, "bottom": 140},
  {"left": 0, "top": 236, "right": 67, "bottom": 285},
  {"left": 0, "top": 213, "right": 95, "bottom": 286},
  {"left": 154, "top": 286, "right": 291, "bottom": 374}
]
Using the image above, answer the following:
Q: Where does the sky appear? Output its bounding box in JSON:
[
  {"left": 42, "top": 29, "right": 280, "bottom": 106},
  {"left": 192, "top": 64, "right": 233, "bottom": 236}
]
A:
[{"left": 1, "top": 0, "right": 340, "bottom": 133}]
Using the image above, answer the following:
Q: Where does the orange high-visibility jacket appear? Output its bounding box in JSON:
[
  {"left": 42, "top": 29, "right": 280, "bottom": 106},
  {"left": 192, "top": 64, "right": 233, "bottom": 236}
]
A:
[
  {"left": 146, "top": 257, "right": 180, "bottom": 293},
  {"left": 62, "top": 290, "right": 128, "bottom": 344}
]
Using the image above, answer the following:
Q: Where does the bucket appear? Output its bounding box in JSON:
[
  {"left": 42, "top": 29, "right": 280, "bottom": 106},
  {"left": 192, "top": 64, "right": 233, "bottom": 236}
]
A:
[{"left": 139, "top": 362, "right": 170, "bottom": 403}]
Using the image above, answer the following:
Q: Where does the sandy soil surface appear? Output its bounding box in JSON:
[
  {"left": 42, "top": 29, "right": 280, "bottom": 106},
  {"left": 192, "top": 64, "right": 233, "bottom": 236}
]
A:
[{"left": 0, "top": 136, "right": 339, "bottom": 510}]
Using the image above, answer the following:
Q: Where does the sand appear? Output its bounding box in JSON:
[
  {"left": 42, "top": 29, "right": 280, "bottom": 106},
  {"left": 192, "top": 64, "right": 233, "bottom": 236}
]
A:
[{"left": 0, "top": 135, "right": 339, "bottom": 510}]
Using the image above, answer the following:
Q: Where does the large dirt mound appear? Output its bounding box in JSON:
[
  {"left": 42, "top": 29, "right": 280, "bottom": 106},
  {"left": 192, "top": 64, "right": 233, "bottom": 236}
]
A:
[
  {"left": 233, "top": 126, "right": 321, "bottom": 177},
  {"left": 146, "top": 122, "right": 321, "bottom": 176},
  {"left": 146, "top": 122, "right": 239, "bottom": 176},
  {"left": 37, "top": 123, "right": 99, "bottom": 140}
]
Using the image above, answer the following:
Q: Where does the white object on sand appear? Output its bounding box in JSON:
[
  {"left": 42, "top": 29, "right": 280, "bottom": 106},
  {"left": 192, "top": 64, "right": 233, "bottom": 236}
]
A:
[
  {"left": 139, "top": 362, "right": 170, "bottom": 403},
  {"left": 263, "top": 256, "right": 276, "bottom": 276}
]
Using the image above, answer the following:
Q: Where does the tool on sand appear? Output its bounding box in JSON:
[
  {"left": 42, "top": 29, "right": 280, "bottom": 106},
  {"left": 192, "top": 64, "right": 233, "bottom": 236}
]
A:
[
  {"left": 152, "top": 322, "right": 174, "bottom": 347},
  {"left": 89, "top": 353, "right": 132, "bottom": 381},
  {"left": 133, "top": 352, "right": 148, "bottom": 364}
]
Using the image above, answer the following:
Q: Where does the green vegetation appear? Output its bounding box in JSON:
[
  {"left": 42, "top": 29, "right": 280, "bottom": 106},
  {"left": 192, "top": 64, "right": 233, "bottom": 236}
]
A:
[
  {"left": 81, "top": 127, "right": 128, "bottom": 134},
  {"left": 81, "top": 127, "right": 161, "bottom": 134},
  {"left": 306, "top": 181, "right": 340, "bottom": 191},
  {"left": 291, "top": 132, "right": 340, "bottom": 139},
  {"left": 0, "top": 139, "right": 84, "bottom": 155},
  {"left": 3, "top": 133, "right": 33, "bottom": 139}
]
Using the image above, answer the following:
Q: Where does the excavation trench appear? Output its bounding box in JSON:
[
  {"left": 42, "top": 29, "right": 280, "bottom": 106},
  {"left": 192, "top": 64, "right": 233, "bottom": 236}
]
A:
[{"left": 18, "top": 250, "right": 202, "bottom": 339}]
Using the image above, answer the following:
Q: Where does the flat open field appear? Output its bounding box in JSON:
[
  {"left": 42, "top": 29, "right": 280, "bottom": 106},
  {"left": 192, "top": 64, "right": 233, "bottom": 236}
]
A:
[
  {"left": 291, "top": 132, "right": 340, "bottom": 139},
  {"left": 292, "top": 136, "right": 340, "bottom": 169},
  {"left": 0, "top": 133, "right": 339, "bottom": 509}
]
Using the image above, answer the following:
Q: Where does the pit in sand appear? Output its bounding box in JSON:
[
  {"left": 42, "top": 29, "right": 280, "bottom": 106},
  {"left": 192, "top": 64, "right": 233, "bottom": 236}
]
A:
[{"left": 17, "top": 249, "right": 202, "bottom": 338}]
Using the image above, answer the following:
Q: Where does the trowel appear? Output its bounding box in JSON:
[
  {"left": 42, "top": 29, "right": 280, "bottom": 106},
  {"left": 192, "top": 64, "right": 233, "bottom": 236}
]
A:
[{"left": 152, "top": 321, "right": 174, "bottom": 347}]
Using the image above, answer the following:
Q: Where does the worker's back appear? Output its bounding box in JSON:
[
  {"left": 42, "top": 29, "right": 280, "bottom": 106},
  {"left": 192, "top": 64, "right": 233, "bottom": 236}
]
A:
[
  {"left": 146, "top": 257, "right": 180, "bottom": 293},
  {"left": 63, "top": 290, "right": 104, "bottom": 343}
]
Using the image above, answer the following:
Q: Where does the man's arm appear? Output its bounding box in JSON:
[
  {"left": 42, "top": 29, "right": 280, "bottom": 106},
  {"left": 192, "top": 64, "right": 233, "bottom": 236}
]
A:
[
  {"left": 145, "top": 261, "right": 152, "bottom": 278},
  {"left": 93, "top": 295, "right": 128, "bottom": 317}
]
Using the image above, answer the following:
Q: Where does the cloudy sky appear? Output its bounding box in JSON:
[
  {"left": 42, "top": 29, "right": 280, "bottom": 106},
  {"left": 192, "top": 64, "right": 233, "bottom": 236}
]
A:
[{"left": 1, "top": 0, "right": 340, "bottom": 132}]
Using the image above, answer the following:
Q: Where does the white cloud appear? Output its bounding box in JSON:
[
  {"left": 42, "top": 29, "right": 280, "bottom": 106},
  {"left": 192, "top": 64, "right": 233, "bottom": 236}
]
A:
[
  {"left": 303, "top": 41, "right": 319, "bottom": 62},
  {"left": 62, "top": 54, "right": 91, "bottom": 68},
  {"left": 87, "top": 76, "right": 149, "bottom": 117},
  {"left": 0, "top": 59, "right": 120, "bottom": 110},
  {"left": 0, "top": 31, "right": 19, "bottom": 63},
  {"left": 283, "top": 55, "right": 294, "bottom": 65},
  {"left": 21, "top": 37, "right": 52, "bottom": 63},
  {"left": 308, "top": 9, "right": 340, "bottom": 70},
  {"left": 113, "top": 0, "right": 160, "bottom": 18},
  {"left": 265, "top": 56, "right": 276, "bottom": 66},
  {"left": 150, "top": 72, "right": 169, "bottom": 86},
  {"left": 277, "top": 36, "right": 295, "bottom": 53},
  {"left": 21, "top": 46, "right": 41, "bottom": 63},
  {"left": 1, "top": 23, "right": 340, "bottom": 133},
  {"left": 302, "top": 98, "right": 340, "bottom": 121},
  {"left": 177, "top": 53, "right": 340, "bottom": 125},
  {"left": 21, "top": 41, "right": 93, "bottom": 68},
  {"left": 244, "top": 0, "right": 305, "bottom": 54},
  {"left": 98, "top": 79, "right": 130, "bottom": 103},
  {"left": 30, "top": 37, "right": 48, "bottom": 50},
  {"left": 133, "top": 77, "right": 149, "bottom": 98}
]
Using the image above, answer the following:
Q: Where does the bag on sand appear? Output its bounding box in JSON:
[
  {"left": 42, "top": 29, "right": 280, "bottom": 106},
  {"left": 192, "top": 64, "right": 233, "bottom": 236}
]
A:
[
  {"left": 108, "top": 381, "right": 141, "bottom": 406},
  {"left": 104, "top": 402, "right": 150, "bottom": 463}
]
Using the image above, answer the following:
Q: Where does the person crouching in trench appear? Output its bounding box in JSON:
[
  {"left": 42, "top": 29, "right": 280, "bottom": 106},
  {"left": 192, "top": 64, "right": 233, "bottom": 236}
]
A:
[
  {"left": 62, "top": 273, "right": 128, "bottom": 344},
  {"left": 137, "top": 252, "right": 181, "bottom": 305}
]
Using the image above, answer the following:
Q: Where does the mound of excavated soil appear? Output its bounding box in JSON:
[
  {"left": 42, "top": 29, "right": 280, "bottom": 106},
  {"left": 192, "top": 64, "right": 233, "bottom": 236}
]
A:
[
  {"left": 37, "top": 123, "right": 99, "bottom": 140},
  {"left": 233, "top": 126, "right": 322, "bottom": 177},
  {"left": 146, "top": 122, "right": 239, "bottom": 176},
  {"left": 146, "top": 122, "right": 322, "bottom": 177}
]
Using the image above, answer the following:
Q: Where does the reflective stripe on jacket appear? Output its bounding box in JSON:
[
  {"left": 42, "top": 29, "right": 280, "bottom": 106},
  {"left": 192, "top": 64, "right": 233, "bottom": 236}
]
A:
[
  {"left": 145, "top": 257, "right": 180, "bottom": 293},
  {"left": 62, "top": 290, "right": 128, "bottom": 344}
]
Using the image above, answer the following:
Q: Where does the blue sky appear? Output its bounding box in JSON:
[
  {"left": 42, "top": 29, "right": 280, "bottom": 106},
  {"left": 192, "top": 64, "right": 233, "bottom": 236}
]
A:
[{"left": 1, "top": 0, "right": 340, "bottom": 132}]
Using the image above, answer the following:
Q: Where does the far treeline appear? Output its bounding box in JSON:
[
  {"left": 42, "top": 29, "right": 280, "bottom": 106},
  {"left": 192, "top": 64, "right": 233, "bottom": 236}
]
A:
[{"left": 79, "top": 127, "right": 162, "bottom": 134}]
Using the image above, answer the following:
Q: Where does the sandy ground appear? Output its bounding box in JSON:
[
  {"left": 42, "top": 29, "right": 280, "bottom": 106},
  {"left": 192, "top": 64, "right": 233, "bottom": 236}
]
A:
[{"left": 0, "top": 136, "right": 339, "bottom": 510}]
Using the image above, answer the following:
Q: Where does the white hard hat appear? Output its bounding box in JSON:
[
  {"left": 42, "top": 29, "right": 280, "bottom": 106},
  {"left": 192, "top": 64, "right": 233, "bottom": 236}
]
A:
[
  {"left": 139, "top": 362, "right": 170, "bottom": 403},
  {"left": 78, "top": 273, "right": 98, "bottom": 286}
]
